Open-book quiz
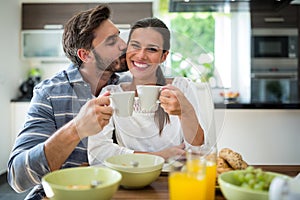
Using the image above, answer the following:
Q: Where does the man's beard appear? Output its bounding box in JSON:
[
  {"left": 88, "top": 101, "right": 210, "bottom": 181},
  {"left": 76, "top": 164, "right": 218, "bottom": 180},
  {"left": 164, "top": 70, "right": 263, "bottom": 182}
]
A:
[{"left": 92, "top": 49, "right": 128, "bottom": 73}]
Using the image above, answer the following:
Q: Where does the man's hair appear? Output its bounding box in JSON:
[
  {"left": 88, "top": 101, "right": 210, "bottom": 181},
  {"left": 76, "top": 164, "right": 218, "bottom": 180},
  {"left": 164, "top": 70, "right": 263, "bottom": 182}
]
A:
[{"left": 62, "top": 4, "right": 111, "bottom": 66}]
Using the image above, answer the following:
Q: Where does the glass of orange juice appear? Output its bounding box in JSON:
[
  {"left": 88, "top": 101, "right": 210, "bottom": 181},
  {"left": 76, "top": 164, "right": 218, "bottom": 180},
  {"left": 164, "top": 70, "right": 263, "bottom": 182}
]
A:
[
  {"left": 186, "top": 145, "right": 217, "bottom": 200},
  {"left": 203, "top": 146, "right": 217, "bottom": 200},
  {"left": 168, "top": 153, "right": 206, "bottom": 200}
]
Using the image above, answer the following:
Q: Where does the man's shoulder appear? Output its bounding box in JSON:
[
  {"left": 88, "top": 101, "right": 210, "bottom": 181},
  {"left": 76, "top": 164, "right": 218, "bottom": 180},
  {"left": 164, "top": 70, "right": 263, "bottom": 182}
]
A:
[
  {"left": 35, "top": 70, "right": 68, "bottom": 90},
  {"left": 35, "top": 64, "right": 79, "bottom": 90}
]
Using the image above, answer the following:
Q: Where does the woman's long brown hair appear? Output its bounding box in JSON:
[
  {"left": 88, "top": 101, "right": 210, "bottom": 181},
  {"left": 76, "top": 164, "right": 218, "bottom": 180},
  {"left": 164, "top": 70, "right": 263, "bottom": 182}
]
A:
[{"left": 129, "top": 17, "right": 171, "bottom": 135}]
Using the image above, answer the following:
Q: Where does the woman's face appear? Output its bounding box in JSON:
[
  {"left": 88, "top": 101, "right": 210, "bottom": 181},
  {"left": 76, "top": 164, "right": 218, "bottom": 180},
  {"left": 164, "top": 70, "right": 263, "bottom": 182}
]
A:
[{"left": 126, "top": 28, "right": 168, "bottom": 82}]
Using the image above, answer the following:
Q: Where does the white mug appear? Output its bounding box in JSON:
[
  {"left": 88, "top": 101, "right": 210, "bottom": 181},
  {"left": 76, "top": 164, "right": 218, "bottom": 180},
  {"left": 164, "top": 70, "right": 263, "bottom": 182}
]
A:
[
  {"left": 136, "top": 85, "right": 162, "bottom": 112},
  {"left": 269, "top": 177, "right": 300, "bottom": 200},
  {"left": 110, "top": 91, "right": 135, "bottom": 117}
]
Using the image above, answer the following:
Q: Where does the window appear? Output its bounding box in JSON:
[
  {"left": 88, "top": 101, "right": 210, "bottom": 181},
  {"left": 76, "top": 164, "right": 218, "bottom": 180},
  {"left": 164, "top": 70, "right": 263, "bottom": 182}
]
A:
[{"left": 158, "top": 1, "right": 251, "bottom": 102}]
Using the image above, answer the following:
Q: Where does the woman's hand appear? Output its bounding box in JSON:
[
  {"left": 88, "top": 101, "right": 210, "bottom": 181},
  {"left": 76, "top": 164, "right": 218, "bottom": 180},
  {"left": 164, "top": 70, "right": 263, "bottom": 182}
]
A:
[
  {"left": 159, "top": 84, "right": 204, "bottom": 146},
  {"left": 151, "top": 143, "right": 186, "bottom": 160},
  {"left": 159, "top": 84, "right": 193, "bottom": 117}
]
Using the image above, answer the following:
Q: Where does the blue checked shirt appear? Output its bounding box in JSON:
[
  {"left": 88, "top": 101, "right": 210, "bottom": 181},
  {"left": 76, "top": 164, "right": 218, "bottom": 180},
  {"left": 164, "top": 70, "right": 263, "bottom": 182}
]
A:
[{"left": 7, "top": 64, "right": 120, "bottom": 199}]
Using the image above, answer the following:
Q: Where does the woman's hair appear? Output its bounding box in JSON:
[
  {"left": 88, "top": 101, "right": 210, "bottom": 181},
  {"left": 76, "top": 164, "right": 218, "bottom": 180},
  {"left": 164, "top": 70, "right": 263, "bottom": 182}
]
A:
[
  {"left": 128, "top": 17, "right": 171, "bottom": 135},
  {"left": 62, "top": 4, "right": 111, "bottom": 66}
]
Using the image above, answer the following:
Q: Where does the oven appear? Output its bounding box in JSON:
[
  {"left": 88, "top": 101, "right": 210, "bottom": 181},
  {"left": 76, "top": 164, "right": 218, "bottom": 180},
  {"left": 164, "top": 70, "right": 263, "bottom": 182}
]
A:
[
  {"left": 251, "top": 28, "right": 299, "bottom": 103},
  {"left": 251, "top": 71, "right": 298, "bottom": 103}
]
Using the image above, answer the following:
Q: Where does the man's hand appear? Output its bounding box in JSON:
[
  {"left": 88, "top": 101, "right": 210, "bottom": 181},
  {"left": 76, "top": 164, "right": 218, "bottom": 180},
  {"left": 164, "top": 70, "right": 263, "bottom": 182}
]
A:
[{"left": 74, "top": 91, "right": 113, "bottom": 139}]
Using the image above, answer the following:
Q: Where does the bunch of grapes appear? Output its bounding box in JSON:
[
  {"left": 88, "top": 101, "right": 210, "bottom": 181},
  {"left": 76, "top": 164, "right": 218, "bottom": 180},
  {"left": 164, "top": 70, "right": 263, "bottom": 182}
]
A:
[{"left": 233, "top": 166, "right": 275, "bottom": 191}]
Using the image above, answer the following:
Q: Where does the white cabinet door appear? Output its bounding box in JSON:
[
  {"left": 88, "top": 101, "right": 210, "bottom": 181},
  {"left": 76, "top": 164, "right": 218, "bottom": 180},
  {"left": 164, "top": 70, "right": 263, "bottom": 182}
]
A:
[{"left": 11, "top": 102, "right": 30, "bottom": 147}]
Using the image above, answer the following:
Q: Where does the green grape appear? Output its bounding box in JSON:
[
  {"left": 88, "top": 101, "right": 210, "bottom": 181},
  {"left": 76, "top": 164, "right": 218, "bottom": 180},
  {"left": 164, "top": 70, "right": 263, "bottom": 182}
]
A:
[
  {"left": 233, "top": 167, "right": 275, "bottom": 192},
  {"left": 245, "top": 166, "right": 254, "bottom": 172},
  {"left": 245, "top": 172, "right": 255, "bottom": 182},
  {"left": 253, "top": 181, "right": 264, "bottom": 191},
  {"left": 248, "top": 178, "right": 256, "bottom": 187},
  {"left": 241, "top": 182, "right": 251, "bottom": 189}
]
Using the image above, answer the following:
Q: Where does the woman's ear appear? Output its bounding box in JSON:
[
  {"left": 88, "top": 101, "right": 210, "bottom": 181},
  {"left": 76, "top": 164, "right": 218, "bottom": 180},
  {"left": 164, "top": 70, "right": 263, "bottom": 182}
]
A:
[
  {"left": 161, "top": 50, "right": 169, "bottom": 63},
  {"left": 77, "top": 49, "right": 93, "bottom": 63}
]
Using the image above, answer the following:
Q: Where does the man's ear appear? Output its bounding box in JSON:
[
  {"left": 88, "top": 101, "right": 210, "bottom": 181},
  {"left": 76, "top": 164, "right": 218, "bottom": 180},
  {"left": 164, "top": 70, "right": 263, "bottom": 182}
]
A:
[{"left": 77, "top": 49, "right": 93, "bottom": 63}]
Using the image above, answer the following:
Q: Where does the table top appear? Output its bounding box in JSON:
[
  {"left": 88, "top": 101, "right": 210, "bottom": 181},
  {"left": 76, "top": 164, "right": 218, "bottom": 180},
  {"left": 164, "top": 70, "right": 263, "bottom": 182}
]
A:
[{"left": 111, "top": 165, "right": 300, "bottom": 200}]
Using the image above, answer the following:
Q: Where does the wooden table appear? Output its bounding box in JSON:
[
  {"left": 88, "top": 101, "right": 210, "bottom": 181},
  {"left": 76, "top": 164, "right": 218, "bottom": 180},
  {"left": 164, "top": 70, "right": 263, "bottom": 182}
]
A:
[{"left": 111, "top": 165, "right": 300, "bottom": 200}]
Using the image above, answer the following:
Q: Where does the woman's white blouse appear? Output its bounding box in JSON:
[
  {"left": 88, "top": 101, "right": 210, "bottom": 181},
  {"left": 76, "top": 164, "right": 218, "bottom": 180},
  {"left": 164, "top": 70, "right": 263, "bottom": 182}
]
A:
[{"left": 88, "top": 77, "right": 215, "bottom": 166}]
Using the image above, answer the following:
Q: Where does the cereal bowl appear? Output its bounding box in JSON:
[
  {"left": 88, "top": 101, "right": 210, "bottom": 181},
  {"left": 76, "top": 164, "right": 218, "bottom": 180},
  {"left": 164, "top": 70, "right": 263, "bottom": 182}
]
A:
[
  {"left": 104, "top": 154, "right": 165, "bottom": 189},
  {"left": 42, "top": 166, "right": 122, "bottom": 200}
]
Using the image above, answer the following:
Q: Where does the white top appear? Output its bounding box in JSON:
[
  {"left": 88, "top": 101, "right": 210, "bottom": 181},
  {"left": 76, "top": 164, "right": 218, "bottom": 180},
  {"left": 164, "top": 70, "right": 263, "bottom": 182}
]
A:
[{"left": 88, "top": 77, "right": 216, "bottom": 165}]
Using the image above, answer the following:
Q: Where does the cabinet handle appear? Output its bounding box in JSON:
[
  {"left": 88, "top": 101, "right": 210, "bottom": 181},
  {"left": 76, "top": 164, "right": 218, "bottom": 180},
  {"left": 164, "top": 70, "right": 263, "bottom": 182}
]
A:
[
  {"left": 264, "top": 17, "right": 285, "bottom": 23},
  {"left": 43, "top": 24, "right": 63, "bottom": 29}
]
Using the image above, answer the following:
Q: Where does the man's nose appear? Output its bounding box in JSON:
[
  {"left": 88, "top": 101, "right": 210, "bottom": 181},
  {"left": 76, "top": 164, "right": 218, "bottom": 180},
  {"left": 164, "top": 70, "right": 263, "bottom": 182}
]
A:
[{"left": 119, "top": 38, "right": 127, "bottom": 51}]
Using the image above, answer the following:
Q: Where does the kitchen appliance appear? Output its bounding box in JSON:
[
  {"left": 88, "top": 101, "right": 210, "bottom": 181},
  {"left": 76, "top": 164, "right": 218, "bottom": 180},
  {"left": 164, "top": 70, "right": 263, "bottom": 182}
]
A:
[
  {"left": 251, "top": 28, "right": 298, "bottom": 59},
  {"left": 251, "top": 28, "right": 299, "bottom": 103}
]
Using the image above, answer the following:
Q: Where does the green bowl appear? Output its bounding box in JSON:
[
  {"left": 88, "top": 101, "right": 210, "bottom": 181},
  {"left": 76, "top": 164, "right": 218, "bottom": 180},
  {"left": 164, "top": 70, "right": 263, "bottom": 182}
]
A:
[
  {"left": 115, "top": 168, "right": 162, "bottom": 189},
  {"left": 218, "top": 170, "right": 291, "bottom": 200},
  {"left": 104, "top": 154, "right": 165, "bottom": 188},
  {"left": 104, "top": 154, "right": 165, "bottom": 173},
  {"left": 42, "top": 167, "right": 122, "bottom": 200}
]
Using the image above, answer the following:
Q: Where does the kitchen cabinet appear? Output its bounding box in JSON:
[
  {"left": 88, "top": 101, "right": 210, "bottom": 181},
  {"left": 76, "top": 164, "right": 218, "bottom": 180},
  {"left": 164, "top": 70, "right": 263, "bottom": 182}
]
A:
[
  {"left": 22, "top": 3, "right": 86, "bottom": 30},
  {"left": 22, "top": 2, "right": 153, "bottom": 30},
  {"left": 87, "top": 3, "right": 153, "bottom": 25},
  {"left": 10, "top": 102, "right": 30, "bottom": 146},
  {"left": 251, "top": 5, "right": 298, "bottom": 28}
]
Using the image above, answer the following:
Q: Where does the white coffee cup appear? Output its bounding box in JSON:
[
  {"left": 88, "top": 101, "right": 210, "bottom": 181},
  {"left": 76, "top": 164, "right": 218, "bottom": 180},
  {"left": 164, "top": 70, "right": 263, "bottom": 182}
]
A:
[
  {"left": 110, "top": 91, "right": 135, "bottom": 117},
  {"left": 269, "top": 177, "right": 300, "bottom": 200},
  {"left": 136, "top": 85, "right": 162, "bottom": 112}
]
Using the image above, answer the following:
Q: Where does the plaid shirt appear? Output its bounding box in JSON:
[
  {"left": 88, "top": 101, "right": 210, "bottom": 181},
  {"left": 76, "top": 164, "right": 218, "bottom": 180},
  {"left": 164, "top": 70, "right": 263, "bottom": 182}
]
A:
[{"left": 7, "top": 64, "right": 120, "bottom": 199}]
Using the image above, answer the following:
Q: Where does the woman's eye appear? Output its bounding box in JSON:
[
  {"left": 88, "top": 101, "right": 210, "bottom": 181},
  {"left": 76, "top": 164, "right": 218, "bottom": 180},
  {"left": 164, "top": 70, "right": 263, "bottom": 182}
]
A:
[
  {"left": 147, "top": 47, "right": 158, "bottom": 52},
  {"left": 131, "top": 44, "right": 140, "bottom": 49}
]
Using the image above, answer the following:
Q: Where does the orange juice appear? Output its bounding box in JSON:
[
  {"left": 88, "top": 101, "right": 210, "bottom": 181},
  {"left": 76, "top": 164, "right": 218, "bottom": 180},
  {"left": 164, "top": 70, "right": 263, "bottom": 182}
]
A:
[
  {"left": 169, "top": 172, "right": 206, "bottom": 200},
  {"left": 186, "top": 159, "right": 205, "bottom": 173},
  {"left": 206, "top": 161, "right": 217, "bottom": 200}
]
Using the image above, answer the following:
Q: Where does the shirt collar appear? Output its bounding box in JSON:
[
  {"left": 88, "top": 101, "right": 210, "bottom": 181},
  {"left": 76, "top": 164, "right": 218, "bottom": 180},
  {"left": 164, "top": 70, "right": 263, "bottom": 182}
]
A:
[{"left": 65, "top": 63, "right": 120, "bottom": 85}]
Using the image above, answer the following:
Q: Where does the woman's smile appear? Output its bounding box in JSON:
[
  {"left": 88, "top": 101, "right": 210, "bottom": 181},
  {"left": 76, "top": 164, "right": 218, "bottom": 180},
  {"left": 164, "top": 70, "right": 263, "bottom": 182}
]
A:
[{"left": 132, "top": 61, "right": 150, "bottom": 70}]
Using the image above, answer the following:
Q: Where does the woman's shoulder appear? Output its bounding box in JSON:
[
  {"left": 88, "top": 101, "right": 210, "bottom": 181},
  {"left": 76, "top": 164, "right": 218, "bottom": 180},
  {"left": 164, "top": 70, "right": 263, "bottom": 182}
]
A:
[
  {"left": 101, "top": 82, "right": 133, "bottom": 94},
  {"left": 172, "top": 77, "right": 210, "bottom": 91}
]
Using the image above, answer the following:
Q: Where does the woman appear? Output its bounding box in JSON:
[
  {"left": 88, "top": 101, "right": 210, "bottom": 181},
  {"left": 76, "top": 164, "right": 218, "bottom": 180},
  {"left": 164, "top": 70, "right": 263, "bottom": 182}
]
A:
[{"left": 88, "top": 17, "right": 212, "bottom": 165}]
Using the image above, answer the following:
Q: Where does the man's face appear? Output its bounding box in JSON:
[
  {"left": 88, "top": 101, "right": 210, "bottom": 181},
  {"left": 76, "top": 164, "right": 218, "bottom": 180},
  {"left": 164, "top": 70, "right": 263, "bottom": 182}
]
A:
[
  {"left": 90, "top": 19, "right": 127, "bottom": 72},
  {"left": 92, "top": 48, "right": 128, "bottom": 73}
]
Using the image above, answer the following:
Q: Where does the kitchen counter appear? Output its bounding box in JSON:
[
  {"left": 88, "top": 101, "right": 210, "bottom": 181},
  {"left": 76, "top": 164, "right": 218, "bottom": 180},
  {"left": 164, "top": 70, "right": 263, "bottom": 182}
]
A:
[
  {"left": 11, "top": 99, "right": 300, "bottom": 109},
  {"left": 215, "top": 102, "right": 300, "bottom": 109},
  {"left": 109, "top": 165, "right": 299, "bottom": 200}
]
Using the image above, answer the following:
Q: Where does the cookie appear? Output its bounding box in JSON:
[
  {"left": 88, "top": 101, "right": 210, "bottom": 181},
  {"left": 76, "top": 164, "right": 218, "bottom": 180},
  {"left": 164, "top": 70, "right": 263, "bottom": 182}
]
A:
[
  {"left": 217, "top": 157, "right": 231, "bottom": 169},
  {"left": 219, "top": 148, "right": 244, "bottom": 170}
]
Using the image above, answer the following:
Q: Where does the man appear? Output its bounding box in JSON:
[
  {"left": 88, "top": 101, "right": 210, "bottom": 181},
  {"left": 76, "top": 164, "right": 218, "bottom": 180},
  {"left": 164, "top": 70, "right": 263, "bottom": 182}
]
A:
[{"left": 7, "top": 4, "right": 127, "bottom": 199}]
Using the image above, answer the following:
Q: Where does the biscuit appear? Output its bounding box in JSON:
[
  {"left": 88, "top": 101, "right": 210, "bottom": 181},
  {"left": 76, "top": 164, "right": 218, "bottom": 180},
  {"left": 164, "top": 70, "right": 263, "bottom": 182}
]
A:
[
  {"left": 217, "top": 166, "right": 234, "bottom": 174},
  {"left": 217, "top": 157, "right": 231, "bottom": 169},
  {"left": 219, "top": 148, "right": 244, "bottom": 170}
]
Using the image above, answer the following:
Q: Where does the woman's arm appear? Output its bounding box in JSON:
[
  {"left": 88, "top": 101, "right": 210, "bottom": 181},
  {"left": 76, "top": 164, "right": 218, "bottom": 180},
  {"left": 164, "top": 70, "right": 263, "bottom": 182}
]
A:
[{"left": 159, "top": 82, "right": 205, "bottom": 146}]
